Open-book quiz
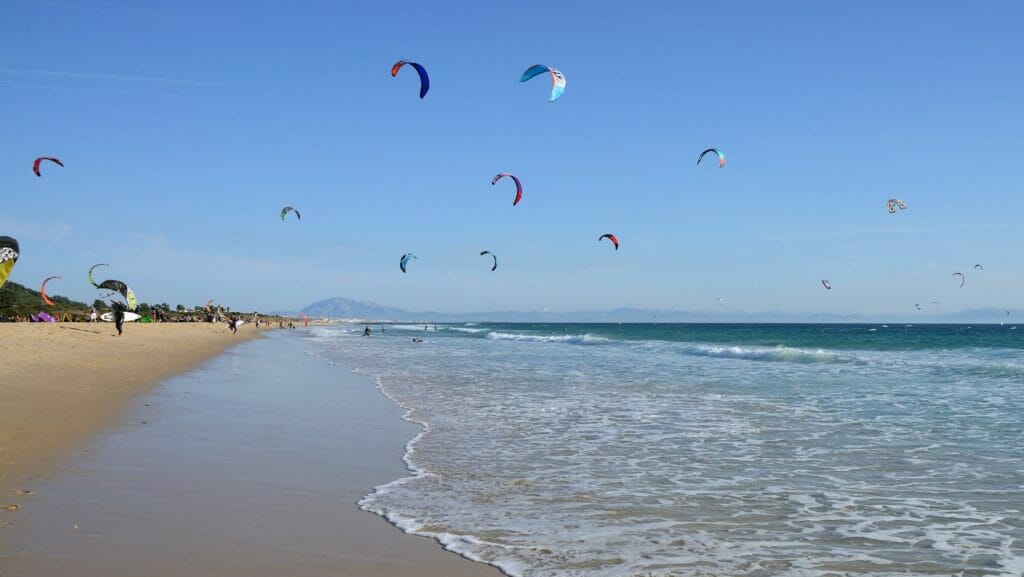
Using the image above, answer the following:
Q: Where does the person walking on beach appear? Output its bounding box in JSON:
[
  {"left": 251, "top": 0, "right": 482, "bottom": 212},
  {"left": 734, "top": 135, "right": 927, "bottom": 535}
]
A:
[
  {"left": 89, "top": 307, "right": 97, "bottom": 323},
  {"left": 228, "top": 315, "right": 239, "bottom": 335},
  {"left": 112, "top": 302, "right": 125, "bottom": 337}
]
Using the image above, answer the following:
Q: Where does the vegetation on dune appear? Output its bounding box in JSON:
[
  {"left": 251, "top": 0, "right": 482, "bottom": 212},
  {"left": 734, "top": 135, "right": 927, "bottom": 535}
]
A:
[
  {"left": 1, "top": 281, "right": 290, "bottom": 323},
  {"left": 0, "top": 281, "right": 90, "bottom": 319}
]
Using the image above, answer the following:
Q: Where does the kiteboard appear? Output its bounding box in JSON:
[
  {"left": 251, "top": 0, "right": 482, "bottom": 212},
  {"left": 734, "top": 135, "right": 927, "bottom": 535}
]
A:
[
  {"left": 100, "top": 312, "right": 142, "bottom": 322},
  {"left": 234, "top": 320, "right": 246, "bottom": 328}
]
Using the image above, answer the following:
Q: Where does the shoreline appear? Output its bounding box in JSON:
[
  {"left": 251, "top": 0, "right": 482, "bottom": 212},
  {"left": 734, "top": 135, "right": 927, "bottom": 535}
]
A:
[
  {"left": 0, "top": 322, "right": 264, "bottom": 498},
  {"left": 2, "top": 328, "right": 500, "bottom": 576}
]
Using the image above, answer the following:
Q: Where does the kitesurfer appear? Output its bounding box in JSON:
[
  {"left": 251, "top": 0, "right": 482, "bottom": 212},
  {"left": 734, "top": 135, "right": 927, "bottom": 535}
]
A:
[
  {"left": 112, "top": 302, "right": 125, "bottom": 337},
  {"left": 363, "top": 325, "right": 372, "bottom": 337}
]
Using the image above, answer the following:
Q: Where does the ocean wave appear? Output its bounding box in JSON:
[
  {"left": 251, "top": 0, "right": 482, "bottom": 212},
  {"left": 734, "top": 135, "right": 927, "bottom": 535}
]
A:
[
  {"left": 480, "top": 331, "right": 846, "bottom": 361},
  {"left": 447, "top": 327, "right": 487, "bottom": 334},
  {"left": 485, "top": 331, "right": 611, "bottom": 345},
  {"left": 675, "top": 343, "right": 843, "bottom": 364},
  {"left": 389, "top": 324, "right": 439, "bottom": 331}
]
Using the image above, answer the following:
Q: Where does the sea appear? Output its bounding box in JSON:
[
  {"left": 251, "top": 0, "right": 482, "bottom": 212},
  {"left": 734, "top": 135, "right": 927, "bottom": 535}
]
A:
[{"left": 306, "top": 323, "right": 1024, "bottom": 577}]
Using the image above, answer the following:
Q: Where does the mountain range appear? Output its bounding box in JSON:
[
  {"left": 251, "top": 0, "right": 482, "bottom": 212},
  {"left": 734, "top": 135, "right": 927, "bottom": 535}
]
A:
[{"left": 292, "top": 297, "right": 1020, "bottom": 324}]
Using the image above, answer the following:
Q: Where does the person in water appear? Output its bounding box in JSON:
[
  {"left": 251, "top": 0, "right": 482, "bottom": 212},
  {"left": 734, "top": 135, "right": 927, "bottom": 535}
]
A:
[{"left": 363, "top": 325, "right": 372, "bottom": 337}]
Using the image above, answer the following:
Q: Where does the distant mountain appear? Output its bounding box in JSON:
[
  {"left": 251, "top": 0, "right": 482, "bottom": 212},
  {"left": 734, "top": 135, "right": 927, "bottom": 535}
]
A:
[
  {"left": 299, "top": 297, "right": 414, "bottom": 320},
  {"left": 297, "top": 296, "right": 1023, "bottom": 324}
]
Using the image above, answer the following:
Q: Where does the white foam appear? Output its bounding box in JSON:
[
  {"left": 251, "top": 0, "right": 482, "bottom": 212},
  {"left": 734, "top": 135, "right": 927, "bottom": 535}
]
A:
[
  {"left": 485, "top": 331, "right": 610, "bottom": 345},
  {"left": 676, "top": 343, "right": 842, "bottom": 364}
]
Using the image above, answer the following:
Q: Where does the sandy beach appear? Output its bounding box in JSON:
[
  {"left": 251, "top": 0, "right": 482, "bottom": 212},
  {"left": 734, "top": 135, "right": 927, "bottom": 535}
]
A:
[
  {"left": 1, "top": 326, "right": 499, "bottom": 576},
  {"left": 0, "top": 322, "right": 262, "bottom": 497}
]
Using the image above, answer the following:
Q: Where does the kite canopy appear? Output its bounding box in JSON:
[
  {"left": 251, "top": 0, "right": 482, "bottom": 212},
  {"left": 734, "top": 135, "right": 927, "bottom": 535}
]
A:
[
  {"left": 697, "top": 148, "right": 726, "bottom": 169},
  {"left": 821, "top": 279, "right": 832, "bottom": 290},
  {"left": 480, "top": 250, "right": 497, "bottom": 271},
  {"left": 953, "top": 272, "right": 965, "bottom": 288},
  {"left": 491, "top": 173, "right": 523, "bottom": 206},
  {"left": 974, "top": 264, "right": 984, "bottom": 270},
  {"left": 914, "top": 304, "right": 922, "bottom": 310},
  {"left": 519, "top": 64, "right": 565, "bottom": 102},
  {"left": 41, "top": 275, "right": 62, "bottom": 306},
  {"left": 400, "top": 253, "right": 417, "bottom": 273},
  {"left": 97, "top": 279, "right": 138, "bottom": 310},
  {"left": 391, "top": 60, "right": 430, "bottom": 99},
  {"left": 281, "top": 206, "right": 301, "bottom": 221},
  {"left": 88, "top": 263, "right": 108, "bottom": 288},
  {"left": 886, "top": 198, "right": 907, "bottom": 214},
  {"left": 33, "top": 156, "right": 63, "bottom": 177},
  {"left": 0, "top": 236, "right": 19, "bottom": 289},
  {"left": 205, "top": 299, "right": 215, "bottom": 313},
  {"left": 599, "top": 233, "right": 619, "bottom": 250}
]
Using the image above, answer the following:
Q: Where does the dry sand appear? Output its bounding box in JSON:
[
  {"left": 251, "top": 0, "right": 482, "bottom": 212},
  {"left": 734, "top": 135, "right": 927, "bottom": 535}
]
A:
[{"left": 0, "top": 322, "right": 260, "bottom": 497}]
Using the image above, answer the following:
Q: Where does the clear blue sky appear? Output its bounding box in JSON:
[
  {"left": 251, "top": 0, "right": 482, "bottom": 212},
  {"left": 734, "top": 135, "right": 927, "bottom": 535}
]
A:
[{"left": 2, "top": 0, "right": 1022, "bottom": 314}]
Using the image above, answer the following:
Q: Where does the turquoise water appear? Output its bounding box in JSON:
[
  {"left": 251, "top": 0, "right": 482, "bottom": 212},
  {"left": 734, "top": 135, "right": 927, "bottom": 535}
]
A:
[{"left": 309, "top": 323, "right": 1024, "bottom": 576}]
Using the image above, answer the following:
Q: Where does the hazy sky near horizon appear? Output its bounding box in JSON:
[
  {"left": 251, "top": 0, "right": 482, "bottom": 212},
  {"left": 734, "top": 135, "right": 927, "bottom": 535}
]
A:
[{"left": 2, "top": 0, "right": 1022, "bottom": 314}]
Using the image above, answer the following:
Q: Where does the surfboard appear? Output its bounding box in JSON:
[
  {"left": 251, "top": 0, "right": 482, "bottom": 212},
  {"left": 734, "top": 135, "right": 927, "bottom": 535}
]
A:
[
  {"left": 234, "top": 320, "right": 246, "bottom": 328},
  {"left": 100, "top": 312, "right": 142, "bottom": 322}
]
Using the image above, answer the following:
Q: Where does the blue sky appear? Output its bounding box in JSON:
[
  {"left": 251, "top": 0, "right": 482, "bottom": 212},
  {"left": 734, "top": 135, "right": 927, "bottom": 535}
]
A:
[{"left": 2, "top": 0, "right": 1022, "bottom": 314}]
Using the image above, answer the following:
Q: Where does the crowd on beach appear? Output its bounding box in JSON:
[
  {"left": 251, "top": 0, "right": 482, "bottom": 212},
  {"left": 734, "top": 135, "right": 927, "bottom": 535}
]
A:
[{"left": 0, "top": 306, "right": 306, "bottom": 337}]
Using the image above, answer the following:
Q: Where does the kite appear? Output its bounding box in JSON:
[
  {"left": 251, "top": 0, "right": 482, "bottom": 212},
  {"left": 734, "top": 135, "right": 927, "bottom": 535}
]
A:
[
  {"left": 206, "top": 299, "right": 215, "bottom": 313},
  {"left": 599, "top": 233, "right": 619, "bottom": 250},
  {"left": 697, "top": 148, "right": 726, "bottom": 169},
  {"left": 33, "top": 157, "right": 63, "bottom": 177},
  {"left": 491, "top": 173, "right": 523, "bottom": 206},
  {"left": 953, "top": 272, "right": 965, "bottom": 288},
  {"left": 400, "top": 253, "right": 417, "bottom": 273},
  {"left": 0, "top": 236, "right": 19, "bottom": 289},
  {"left": 519, "top": 64, "right": 565, "bottom": 102},
  {"left": 886, "top": 198, "right": 907, "bottom": 214},
  {"left": 41, "top": 275, "right": 62, "bottom": 306},
  {"left": 974, "top": 264, "right": 984, "bottom": 271},
  {"left": 391, "top": 60, "right": 430, "bottom": 99},
  {"left": 88, "top": 263, "right": 109, "bottom": 288},
  {"left": 716, "top": 297, "right": 725, "bottom": 305},
  {"left": 821, "top": 279, "right": 832, "bottom": 290},
  {"left": 97, "top": 279, "right": 138, "bottom": 310},
  {"left": 480, "top": 250, "right": 497, "bottom": 271},
  {"left": 281, "top": 206, "right": 301, "bottom": 221},
  {"left": 914, "top": 304, "right": 922, "bottom": 310}
]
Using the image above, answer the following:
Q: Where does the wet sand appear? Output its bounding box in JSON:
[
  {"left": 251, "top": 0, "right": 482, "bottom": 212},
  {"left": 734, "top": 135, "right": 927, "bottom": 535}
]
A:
[
  {"left": 2, "top": 331, "right": 500, "bottom": 576},
  {"left": 0, "top": 322, "right": 262, "bottom": 497}
]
